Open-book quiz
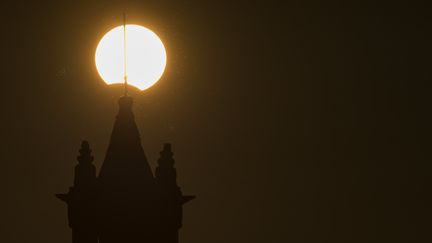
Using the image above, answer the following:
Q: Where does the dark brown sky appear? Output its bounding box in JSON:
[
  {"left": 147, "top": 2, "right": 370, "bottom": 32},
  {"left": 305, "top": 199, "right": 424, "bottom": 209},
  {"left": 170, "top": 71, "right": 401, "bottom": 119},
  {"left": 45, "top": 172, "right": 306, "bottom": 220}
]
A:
[{"left": 1, "top": 1, "right": 431, "bottom": 243}]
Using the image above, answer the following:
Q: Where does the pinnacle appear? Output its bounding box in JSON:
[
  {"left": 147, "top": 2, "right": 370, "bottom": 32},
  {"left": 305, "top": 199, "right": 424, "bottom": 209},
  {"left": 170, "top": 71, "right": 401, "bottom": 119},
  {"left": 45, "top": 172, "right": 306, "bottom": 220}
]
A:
[{"left": 77, "top": 140, "right": 94, "bottom": 164}]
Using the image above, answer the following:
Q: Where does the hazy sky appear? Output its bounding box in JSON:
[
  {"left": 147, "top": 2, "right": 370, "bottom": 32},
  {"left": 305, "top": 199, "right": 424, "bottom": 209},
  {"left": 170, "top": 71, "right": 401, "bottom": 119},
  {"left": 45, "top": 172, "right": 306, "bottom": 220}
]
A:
[{"left": 1, "top": 1, "right": 431, "bottom": 243}]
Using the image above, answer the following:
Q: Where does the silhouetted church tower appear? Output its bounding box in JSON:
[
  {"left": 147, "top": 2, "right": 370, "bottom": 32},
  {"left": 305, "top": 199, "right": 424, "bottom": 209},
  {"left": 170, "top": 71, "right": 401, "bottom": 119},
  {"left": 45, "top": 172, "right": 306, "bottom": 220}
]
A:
[{"left": 57, "top": 95, "right": 195, "bottom": 243}]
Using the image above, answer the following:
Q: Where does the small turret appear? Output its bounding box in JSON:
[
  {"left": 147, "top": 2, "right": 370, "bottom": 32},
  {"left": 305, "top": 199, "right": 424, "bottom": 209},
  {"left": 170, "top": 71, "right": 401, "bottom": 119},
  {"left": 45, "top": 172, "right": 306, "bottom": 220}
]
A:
[
  {"left": 56, "top": 141, "right": 98, "bottom": 243},
  {"left": 154, "top": 143, "right": 195, "bottom": 243},
  {"left": 74, "top": 141, "right": 96, "bottom": 188},
  {"left": 155, "top": 143, "right": 178, "bottom": 191}
]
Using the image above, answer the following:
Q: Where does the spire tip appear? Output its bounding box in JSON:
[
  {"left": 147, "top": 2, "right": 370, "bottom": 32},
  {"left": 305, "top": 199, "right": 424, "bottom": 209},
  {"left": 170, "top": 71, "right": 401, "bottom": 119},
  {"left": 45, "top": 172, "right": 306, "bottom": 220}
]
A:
[{"left": 123, "top": 13, "right": 128, "bottom": 96}]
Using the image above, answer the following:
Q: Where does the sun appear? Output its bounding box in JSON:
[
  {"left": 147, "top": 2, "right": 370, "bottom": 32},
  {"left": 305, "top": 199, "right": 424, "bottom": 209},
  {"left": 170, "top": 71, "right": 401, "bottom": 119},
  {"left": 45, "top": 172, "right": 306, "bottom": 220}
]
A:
[{"left": 95, "top": 24, "right": 167, "bottom": 91}]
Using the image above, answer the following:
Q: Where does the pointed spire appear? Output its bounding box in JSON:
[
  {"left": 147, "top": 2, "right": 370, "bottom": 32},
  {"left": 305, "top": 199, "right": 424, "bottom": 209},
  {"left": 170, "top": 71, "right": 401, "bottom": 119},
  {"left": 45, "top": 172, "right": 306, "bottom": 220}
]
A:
[
  {"left": 98, "top": 96, "right": 154, "bottom": 191},
  {"left": 123, "top": 12, "right": 128, "bottom": 96}
]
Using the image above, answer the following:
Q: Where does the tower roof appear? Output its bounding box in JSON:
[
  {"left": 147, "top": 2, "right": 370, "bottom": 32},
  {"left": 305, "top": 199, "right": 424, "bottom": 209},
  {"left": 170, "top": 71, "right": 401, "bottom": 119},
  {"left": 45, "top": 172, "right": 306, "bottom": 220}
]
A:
[{"left": 98, "top": 95, "right": 154, "bottom": 192}]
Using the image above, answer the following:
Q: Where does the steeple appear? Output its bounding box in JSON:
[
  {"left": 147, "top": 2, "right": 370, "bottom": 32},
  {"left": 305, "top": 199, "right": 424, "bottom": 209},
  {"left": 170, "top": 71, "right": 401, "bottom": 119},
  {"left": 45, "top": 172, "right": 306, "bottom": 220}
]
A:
[
  {"left": 56, "top": 14, "right": 194, "bottom": 243},
  {"left": 98, "top": 96, "right": 154, "bottom": 191},
  {"left": 57, "top": 97, "right": 195, "bottom": 243}
]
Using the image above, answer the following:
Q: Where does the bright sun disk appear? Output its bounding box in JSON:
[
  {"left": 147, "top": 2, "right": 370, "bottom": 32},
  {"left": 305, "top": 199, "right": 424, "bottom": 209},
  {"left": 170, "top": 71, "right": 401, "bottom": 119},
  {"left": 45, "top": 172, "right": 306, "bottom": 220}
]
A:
[{"left": 95, "top": 24, "right": 167, "bottom": 91}]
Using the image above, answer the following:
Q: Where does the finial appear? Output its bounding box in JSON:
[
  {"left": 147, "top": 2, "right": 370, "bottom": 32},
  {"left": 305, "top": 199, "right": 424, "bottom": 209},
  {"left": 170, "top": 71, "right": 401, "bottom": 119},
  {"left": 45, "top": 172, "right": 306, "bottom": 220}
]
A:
[
  {"left": 160, "top": 143, "right": 174, "bottom": 157},
  {"left": 123, "top": 12, "right": 128, "bottom": 96},
  {"left": 77, "top": 140, "right": 94, "bottom": 164}
]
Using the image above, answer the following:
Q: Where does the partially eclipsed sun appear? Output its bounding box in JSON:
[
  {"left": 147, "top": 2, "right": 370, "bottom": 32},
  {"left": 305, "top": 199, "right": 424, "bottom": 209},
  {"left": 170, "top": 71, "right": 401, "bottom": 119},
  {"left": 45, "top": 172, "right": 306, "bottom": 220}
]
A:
[{"left": 95, "top": 25, "right": 167, "bottom": 91}]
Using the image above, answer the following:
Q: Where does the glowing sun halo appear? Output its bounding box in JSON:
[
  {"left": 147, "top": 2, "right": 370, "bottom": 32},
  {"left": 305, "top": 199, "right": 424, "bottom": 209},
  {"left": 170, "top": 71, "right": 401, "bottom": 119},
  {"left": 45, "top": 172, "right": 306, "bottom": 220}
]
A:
[{"left": 95, "top": 25, "right": 167, "bottom": 91}]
